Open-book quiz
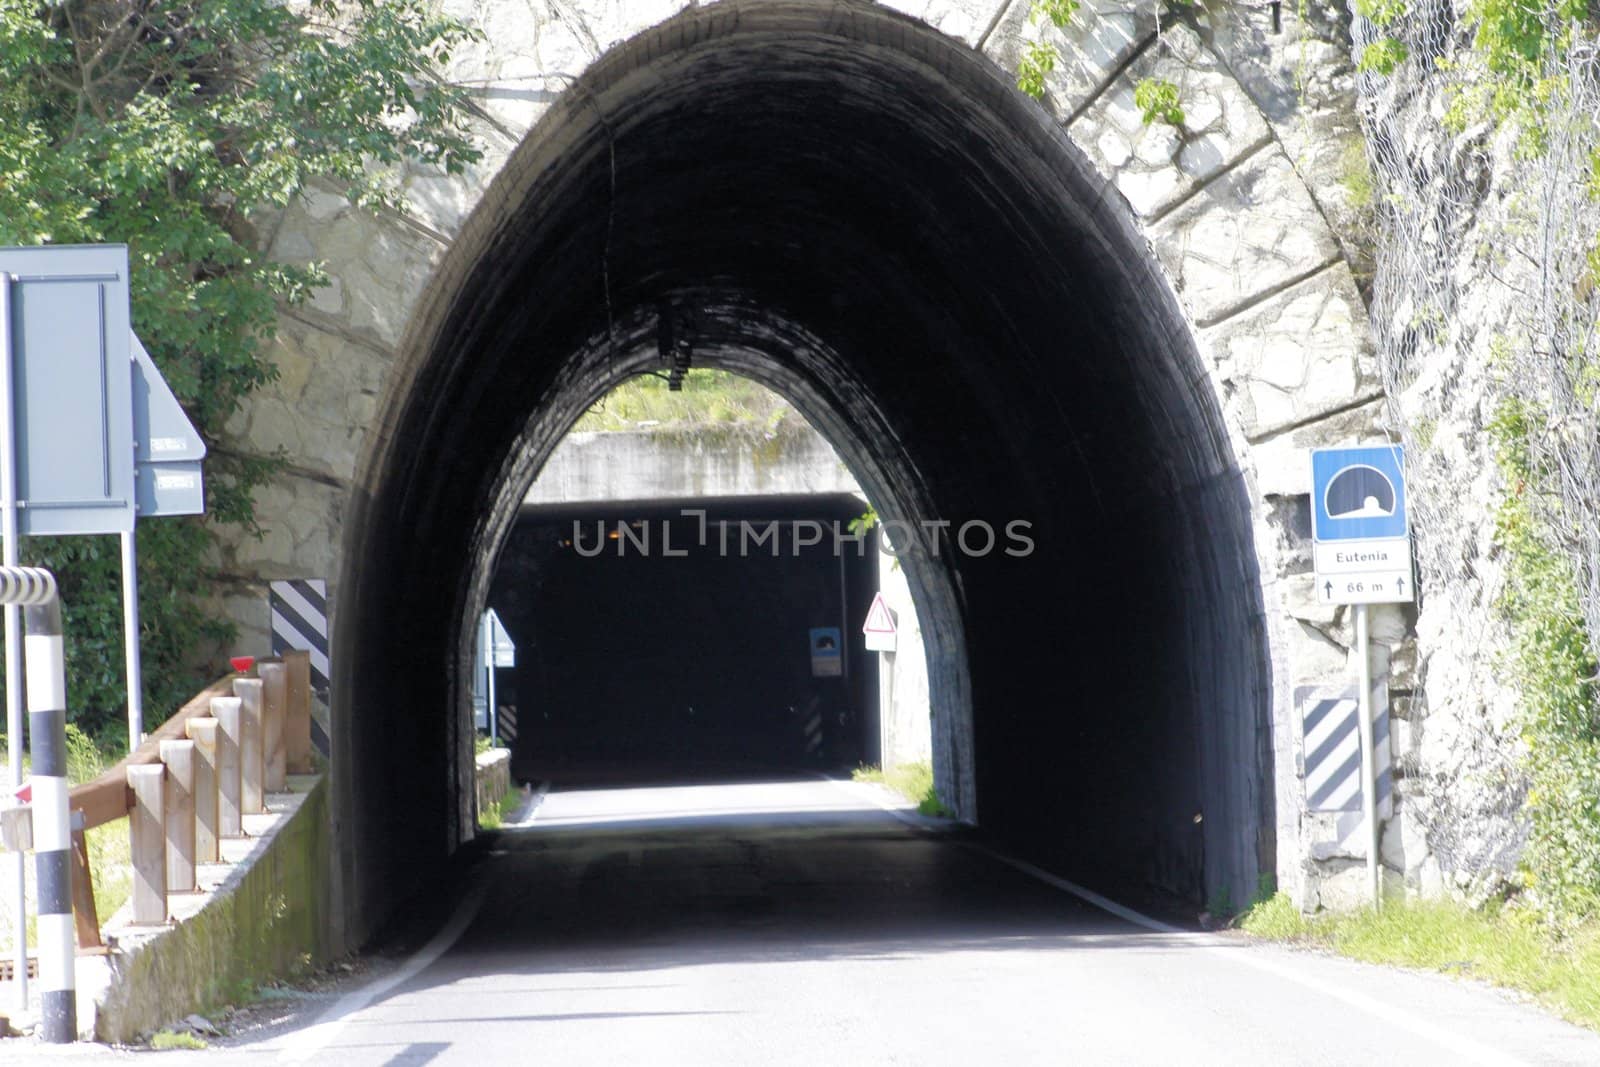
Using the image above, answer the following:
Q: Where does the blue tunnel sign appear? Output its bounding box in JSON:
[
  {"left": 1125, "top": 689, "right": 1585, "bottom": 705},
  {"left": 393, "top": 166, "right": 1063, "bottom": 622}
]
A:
[
  {"left": 1311, "top": 446, "right": 1407, "bottom": 542},
  {"left": 1310, "top": 445, "right": 1415, "bottom": 605}
]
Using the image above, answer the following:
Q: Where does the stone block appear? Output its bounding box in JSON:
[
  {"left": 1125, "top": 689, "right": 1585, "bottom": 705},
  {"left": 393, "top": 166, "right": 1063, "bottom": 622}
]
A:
[
  {"left": 1246, "top": 397, "right": 1387, "bottom": 498},
  {"left": 1200, "top": 265, "right": 1378, "bottom": 440},
  {"left": 1380, "top": 807, "right": 1430, "bottom": 877},
  {"left": 1070, "top": 24, "right": 1272, "bottom": 220},
  {"left": 983, "top": 0, "right": 1152, "bottom": 123},
  {"left": 1315, "top": 861, "right": 1402, "bottom": 912},
  {"left": 881, "top": 0, "right": 1011, "bottom": 48},
  {"left": 1150, "top": 147, "right": 1341, "bottom": 326}
]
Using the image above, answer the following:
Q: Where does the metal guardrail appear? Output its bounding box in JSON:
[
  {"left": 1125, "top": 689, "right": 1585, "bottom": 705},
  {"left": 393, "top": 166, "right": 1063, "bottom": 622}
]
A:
[{"left": 2, "top": 643, "right": 315, "bottom": 1043}]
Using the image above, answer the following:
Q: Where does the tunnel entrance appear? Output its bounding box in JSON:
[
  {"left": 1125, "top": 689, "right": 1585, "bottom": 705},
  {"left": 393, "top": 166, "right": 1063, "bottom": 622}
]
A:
[
  {"left": 493, "top": 494, "right": 880, "bottom": 783},
  {"left": 335, "top": 0, "right": 1274, "bottom": 947}
]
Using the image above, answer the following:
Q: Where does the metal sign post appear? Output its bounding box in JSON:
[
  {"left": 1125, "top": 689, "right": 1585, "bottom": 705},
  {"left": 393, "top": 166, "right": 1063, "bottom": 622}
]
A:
[
  {"left": 0, "top": 268, "right": 27, "bottom": 1012},
  {"left": 122, "top": 531, "right": 144, "bottom": 746},
  {"left": 1354, "top": 603, "right": 1379, "bottom": 907},
  {"left": 482, "top": 614, "right": 497, "bottom": 745}
]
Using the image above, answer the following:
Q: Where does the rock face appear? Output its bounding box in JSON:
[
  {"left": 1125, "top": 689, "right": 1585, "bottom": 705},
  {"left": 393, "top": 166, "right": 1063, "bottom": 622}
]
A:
[
  {"left": 217, "top": 0, "right": 1490, "bottom": 909},
  {"left": 1350, "top": 7, "right": 1543, "bottom": 901}
]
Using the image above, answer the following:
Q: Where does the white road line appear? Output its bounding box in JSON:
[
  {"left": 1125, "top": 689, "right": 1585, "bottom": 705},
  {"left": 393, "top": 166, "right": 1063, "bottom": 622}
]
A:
[
  {"left": 980, "top": 849, "right": 1528, "bottom": 1067},
  {"left": 819, "top": 774, "right": 928, "bottom": 829},
  {"left": 826, "top": 775, "right": 1527, "bottom": 1066},
  {"left": 273, "top": 878, "right": 488, "bottom": 1064},
  {"left": 505, "top": 780, "right": 550, "bottom": 828}
]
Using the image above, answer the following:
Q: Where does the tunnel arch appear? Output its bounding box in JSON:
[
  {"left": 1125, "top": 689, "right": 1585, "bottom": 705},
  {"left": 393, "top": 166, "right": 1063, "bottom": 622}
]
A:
[{"left": 331, "top": 0, "right": 1281, "bottom": 945}]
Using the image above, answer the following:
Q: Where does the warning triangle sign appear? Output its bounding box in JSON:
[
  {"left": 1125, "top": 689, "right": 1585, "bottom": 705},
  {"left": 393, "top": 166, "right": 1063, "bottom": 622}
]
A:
[{"left": 863, "top": 592, "right": 896, "bottom": 635}]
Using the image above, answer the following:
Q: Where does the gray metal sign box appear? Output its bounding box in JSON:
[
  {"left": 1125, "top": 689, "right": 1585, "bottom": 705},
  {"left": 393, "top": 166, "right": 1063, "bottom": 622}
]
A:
[
  {"left": 0, "top": 245, "right": 135, "bottom": 536},
  {"left": 131, "top": 334, "right": 205, "bottom": 517}
]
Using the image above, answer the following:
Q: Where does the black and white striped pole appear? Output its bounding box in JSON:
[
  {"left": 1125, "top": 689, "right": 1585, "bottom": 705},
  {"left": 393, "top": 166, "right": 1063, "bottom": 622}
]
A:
[{"left": 0, "top": 566, "right": 76, "bottom": 1042}]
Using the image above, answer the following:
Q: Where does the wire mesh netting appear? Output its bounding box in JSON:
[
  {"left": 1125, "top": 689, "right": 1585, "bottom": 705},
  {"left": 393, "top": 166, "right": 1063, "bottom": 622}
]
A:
[{"left": 1354, "top": 2, "right": 1600, "bottom": 894}]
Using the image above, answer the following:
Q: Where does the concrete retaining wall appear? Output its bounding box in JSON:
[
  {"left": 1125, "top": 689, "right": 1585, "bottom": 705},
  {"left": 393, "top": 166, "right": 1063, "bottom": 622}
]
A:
[
  {"left": 87, "top": 776, "right": 333, "bottom": 1044},
  {"left": 524, "top": 425, "right": 861, "bottom": 504},
  {"left": 475, "top": 749, "right": 510, "bottom": 818}
]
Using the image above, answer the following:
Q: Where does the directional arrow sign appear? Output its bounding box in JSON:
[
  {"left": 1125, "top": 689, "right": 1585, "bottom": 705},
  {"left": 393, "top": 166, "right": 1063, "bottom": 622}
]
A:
[{"left": 1319, "top": 571, "right": 1412, "bottom": 605}]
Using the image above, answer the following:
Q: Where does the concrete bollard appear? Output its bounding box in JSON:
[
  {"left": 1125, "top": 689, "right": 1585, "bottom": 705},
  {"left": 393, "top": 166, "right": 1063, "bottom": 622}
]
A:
[
  {"left": 236, "top": 678, "right": 265, "bottom": 814},
  {"left": 212, "top": 697, "right": 243, "bottom": 838},
  {"left": 159, "top": 740, "right": 196, "bottom": 894},
  {"left": 284, "top": 649, "right": 314, "bottom": 774},
  {"left": 127, "top": 764, "right": 167, "bottom": 924},
  {"left": 185, "top": 717, "right": 220, "bottom": 864},
  {"left": 255, "top": 665, "right": 286, "bottom": 792}
]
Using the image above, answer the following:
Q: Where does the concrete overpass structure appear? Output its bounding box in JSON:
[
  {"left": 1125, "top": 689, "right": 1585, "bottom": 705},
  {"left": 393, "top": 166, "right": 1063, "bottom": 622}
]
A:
[{"left": 213, "top": 0, "right": 1394, "bottom": 949}]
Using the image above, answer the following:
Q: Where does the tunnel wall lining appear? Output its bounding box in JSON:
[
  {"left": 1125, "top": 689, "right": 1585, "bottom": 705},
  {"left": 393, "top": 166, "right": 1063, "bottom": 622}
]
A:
[{"left": 217, "top": 0, "right": 1397, "bottom": 938}]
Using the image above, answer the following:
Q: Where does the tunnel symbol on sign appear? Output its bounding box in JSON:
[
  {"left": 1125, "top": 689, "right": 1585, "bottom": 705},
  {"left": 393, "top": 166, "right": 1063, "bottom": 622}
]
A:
[{"left": 1323, "top": 465, "right": 1396, "bottom": 520}]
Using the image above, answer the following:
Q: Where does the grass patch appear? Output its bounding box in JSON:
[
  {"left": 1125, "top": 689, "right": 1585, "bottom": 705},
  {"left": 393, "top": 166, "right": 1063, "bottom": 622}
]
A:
[
  {"left": 478, "top": 785, "right": 527, "bottom": 830},
  {"left": 87, "top": 816, "right": 133, "bottom": 925},
  {"left": 852, "top": 761, "right": 952, "bottom": 818},
  {"left": 574, "top": 369, "right": 792, "bottom": 432},
  {"left": 1238, "top": 895, "right": 1600, "bottom": 1030},
  {"left": 1237, "top": 890, "right": 1313, "bottom": 940},
  {"left": 149, "top": 1030, "right": 207, "bottom": 1050}
]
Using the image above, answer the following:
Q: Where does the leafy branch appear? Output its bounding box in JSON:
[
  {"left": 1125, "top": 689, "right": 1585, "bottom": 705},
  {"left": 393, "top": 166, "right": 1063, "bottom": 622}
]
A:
[{"left": 0, "top": 0, "right": 481, "bottom": 746}]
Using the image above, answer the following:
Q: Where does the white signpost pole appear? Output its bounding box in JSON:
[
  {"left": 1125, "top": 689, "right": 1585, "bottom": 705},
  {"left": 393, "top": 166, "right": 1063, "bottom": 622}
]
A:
[
  {"left": 121, "top": 530, "right": 144, "bottom": 748},
  {"left": 1354, "top": 603, "right": 1379, "bottom": 909},
  {"left": 0, "top": 270, "right": 27, "bottom": 1010},
  {"left": 483, "top": 614, "right": 497, "bottom": 746}
]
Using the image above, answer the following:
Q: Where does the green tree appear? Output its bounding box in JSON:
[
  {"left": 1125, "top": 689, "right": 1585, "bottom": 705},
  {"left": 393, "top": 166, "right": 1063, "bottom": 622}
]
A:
[{"left": 0, "top": 0, "right": 479, "bottom": 749}]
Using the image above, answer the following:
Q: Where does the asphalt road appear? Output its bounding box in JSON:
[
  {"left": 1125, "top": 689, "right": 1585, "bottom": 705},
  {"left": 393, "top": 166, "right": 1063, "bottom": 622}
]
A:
[{"left": 15, "top": 779, "right": 1600, "bottom": 1064}]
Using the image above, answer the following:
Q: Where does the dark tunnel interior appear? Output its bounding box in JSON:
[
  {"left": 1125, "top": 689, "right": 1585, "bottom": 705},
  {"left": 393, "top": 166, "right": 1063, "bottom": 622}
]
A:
[
  {"left": 334, "top": 0, "right": 1274, "bottom": 946},
  {"left": 491, "top": 495, "right": 879, "bottom": 783}
]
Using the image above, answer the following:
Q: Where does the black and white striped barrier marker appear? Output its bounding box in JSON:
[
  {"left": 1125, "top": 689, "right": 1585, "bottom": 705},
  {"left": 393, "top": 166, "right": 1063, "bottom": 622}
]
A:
[{"left": 0, "top": 566, "right": 75, "bottom": 1042}]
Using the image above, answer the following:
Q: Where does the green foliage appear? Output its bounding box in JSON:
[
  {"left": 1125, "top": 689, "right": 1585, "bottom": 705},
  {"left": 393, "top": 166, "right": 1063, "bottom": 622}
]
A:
[
  {"left": 150, "top": 1029, "right": 208, "bottom": 1050},
  {"left": 1017, "top": 38, "right": 1057, "bottom": 99},
  {"left": 852, "top": 760, "right": 952, "bottom": 817},
  {"left": 1358, "top": 38, "right": 1411, "bottom": 74},
  {"left": 575, "top": 369, "right": 795, "bottom": 432},
  {"left": 1015, "top": 0, "right": 1076, "bottom": 99},
  {"left": 0, "top": 0, "right": 479, "bottom": 739},
  {"left": 1238, "top": 892, "right": 1313, "bottom": 939},
  {"left": 1244, "top": 896, "right": 1600, "bottom": 1031},
  {"left": 1032, "top": 0, "right": 1080, "bottom": 29},
  {"left": 1340, "top": 140, "right": 1377, "bottom": 212},
  {"left": 1490, "top": 398, "right": 1600, "bottom": 924},
  {"left": 847, "top": 507, "right": 878, "bottom": 537},
  {"left": 477, "top": 781, "right": 525, "bottom": 830},
  {"left": 64, "top": 721, "right": 104, "bottom": 784},
  {"left": 1133, "top": 77, "right": 1184, "bottom": 127},
  {"left": 1469, "top": 0, "right": 1556, "bottom": 77},
  {"left": 1355, "top": 0, "right": 1409, "bottom": 26}
]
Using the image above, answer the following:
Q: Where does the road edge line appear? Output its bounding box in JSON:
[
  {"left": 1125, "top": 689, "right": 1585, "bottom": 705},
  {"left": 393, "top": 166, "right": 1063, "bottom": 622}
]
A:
[
  {"left": 273, "top": 876, "right": 489, "bottom": 1064},
  {"left": 981, "top": 846, "right": 1526, "bottom": 1067},
  {"left": 818, "top": 774, "right": 932, "bottom": 832}
]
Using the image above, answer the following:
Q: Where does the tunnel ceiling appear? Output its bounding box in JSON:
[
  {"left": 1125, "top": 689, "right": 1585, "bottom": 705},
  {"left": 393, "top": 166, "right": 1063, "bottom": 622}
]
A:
[{"left": 336, "top": 0, "right": 1273, "bottom": 943}]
